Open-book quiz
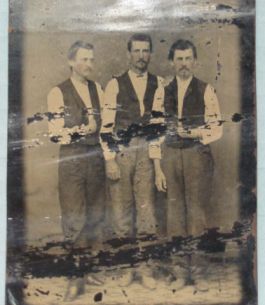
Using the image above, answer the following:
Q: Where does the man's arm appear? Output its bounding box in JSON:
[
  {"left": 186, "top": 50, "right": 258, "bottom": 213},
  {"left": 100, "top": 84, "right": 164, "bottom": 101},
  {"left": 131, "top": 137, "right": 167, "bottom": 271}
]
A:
[
  {"left": 100, "top": 79, "right": 121, "bottom": 180},
  {"left": 47, "top": 87, "right": 71, "bottom": 144},
  {"left": 148, "top": 80, "right": 165, "bottom": 160},
  {"left": 177, "top": 84, "right": 223, "bottom": 144},
  {"left": 200, "top": 84, "right": 223, "bottom": 144},
  {"left": 149, "top": 79, "right": 167, "bottom": 192}
]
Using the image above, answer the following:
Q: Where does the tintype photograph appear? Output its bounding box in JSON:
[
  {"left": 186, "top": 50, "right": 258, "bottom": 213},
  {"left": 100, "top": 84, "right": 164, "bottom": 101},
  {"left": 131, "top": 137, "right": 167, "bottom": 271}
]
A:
[{"left": 7, "top": 0, "right": 256, "bottom": 304}]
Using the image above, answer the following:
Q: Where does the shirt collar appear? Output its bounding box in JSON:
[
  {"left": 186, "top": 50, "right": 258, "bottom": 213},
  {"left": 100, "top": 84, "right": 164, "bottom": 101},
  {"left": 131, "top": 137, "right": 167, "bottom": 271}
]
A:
[
  {"left": 176, "top": 75, "right": 193, "bottom": 87},
  {"left": 128, "top": 69, "right": 148, "bottom": 80},
  {"left": 70, "top": 76, "right": 88, "bottom": 88}
]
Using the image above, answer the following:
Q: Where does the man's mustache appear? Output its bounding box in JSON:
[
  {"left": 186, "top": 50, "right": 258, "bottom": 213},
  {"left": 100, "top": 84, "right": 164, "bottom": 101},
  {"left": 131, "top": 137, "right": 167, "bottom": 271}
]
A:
[
  {"left": 137, "top": 59, "right": 147, "bottom": 64},
  {"left": 180, "top": 67, "right": 189, "bottom": 71},
  {"left": 84, "top": 67, "right": 93, "bottom": 73}
]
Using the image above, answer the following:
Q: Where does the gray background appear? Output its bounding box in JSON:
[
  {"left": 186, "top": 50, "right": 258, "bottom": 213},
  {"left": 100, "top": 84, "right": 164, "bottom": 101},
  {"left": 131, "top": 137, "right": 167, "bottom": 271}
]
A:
[
  {"left": 21, "top": 26, "right": 241, "bottom": 244},
  {"left": 8, "top": 0, "right": 251, "bottom": 244}
]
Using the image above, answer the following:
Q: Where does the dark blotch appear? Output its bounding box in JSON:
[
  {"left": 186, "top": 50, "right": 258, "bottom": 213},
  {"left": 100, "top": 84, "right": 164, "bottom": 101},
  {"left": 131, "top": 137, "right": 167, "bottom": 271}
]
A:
[
  {"left": 232, "top": 113, "right": 244, "bottom": 122},
  {"left": 36, "top": 288, "right": 49, "bottom": 295},
  {"left": 94, "top": 292, "right": 103, "bottom": 302},
  {"left": 216, "top": 4, "right": 234, "bottom": 11}
]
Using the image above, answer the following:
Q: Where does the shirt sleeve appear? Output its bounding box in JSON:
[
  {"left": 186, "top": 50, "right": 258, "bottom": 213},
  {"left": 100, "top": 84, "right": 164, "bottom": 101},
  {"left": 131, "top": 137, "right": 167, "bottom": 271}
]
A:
[
  {"left": 149, "top": 81, "right": 165, "bottom": 160},
  {"left": 198, "top": 84, "right": 223, "bottom": 145},
  {"left": 47, "top": 87, "right": 71, "bottom": 144},
  {"left": 100, "top": 78, "right": 119, "bottom": 161}
]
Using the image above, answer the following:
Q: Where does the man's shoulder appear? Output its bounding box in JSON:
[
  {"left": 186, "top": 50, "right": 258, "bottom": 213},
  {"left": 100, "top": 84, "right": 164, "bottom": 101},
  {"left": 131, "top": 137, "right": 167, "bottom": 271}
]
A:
[
  {"left": 163, "top": 76, "right": 176, "bottom": 93},
  {"left": 148, "top": 73, "right": 164, "bottom": 84},
  {"left": 192, "top": 76, "right": 216, "bottom": 96},
  {"left": 112, "top": 71, "right": 128, "bottom": 80},
  {"left": 55, "top": 78, "right": 72, "bottom": 91},
  {"left": 193, "top": 76, "right": 209, "bottom": 87},
  {"left": 58, "top": 78, "right": 71, "bottom": 86},
  {"left": 89, "top": 80, "right": 103, "bottom": 91},
  {"left": 48, "top": 84, "right": 63, "bottom": 97}
]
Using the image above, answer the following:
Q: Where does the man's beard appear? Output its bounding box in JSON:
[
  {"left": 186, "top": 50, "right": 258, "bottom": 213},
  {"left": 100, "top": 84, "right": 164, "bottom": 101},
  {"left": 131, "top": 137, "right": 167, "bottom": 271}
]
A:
[
  {"left": 135, "top": 60, "right": 148, "bottom": 72},
  {"left": 178, "top": 68, "right": 191, "bottom": 79}
]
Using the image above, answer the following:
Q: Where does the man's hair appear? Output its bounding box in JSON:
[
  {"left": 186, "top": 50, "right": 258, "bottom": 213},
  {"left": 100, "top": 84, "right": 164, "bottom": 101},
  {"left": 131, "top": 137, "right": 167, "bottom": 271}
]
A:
[
  {"left": 67, "top": 40, "right": 94, "bottom": 60},
  {"left": 127, "top": 33, "right": 153, "bottom": 52},
  {"left": 168, "top": 39, "right": 197, "bottom": 61}
]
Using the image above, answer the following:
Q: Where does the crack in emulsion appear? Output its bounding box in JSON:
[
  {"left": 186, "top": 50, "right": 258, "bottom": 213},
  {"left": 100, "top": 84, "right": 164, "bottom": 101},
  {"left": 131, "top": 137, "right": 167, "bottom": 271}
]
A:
[{"left": 19, "top": 221, "right": 251, "bottom": 278}]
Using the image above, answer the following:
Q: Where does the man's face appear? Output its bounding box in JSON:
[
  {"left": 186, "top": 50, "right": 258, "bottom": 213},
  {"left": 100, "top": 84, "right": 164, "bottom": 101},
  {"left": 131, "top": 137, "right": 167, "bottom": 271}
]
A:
[
  {"left": 69, "top": 48, "right": 94, "bottom": 80},
  {"left": 172, "top": 48, "right": 196, "bottom": 80},
  {"left": 128, "top": 40, "right": 151, "bottom": 72}
]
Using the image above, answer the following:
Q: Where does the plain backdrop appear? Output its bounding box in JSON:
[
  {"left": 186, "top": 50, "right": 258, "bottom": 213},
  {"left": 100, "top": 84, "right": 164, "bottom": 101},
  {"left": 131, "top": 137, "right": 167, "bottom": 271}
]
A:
[{"left": 18, "top": 24, "right": 242, "bottom": 243}]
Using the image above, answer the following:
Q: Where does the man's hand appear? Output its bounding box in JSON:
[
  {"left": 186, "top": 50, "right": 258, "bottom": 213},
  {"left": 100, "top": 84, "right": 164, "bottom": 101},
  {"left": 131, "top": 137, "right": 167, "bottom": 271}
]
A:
[
  {"left": 105, "top": 159, "right": 121, "bottom": 181},
  {"left": 155, "top": 169, "right": 167, "bottom": 192},
  {"left": 80, "top": 117, "right": 97, "bottom": 135},
  {"left": 86, "top": 117, "right": 97, "bottom": 134},
  {"left": 153, "top": 159, "right": 167, "bottom": 192}
]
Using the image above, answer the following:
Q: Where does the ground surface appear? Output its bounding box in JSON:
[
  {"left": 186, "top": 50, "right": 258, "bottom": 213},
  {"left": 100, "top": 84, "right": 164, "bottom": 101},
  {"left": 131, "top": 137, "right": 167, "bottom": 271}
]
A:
[{"left": 24, "top": 254, "right": 243, "bottom": 305}]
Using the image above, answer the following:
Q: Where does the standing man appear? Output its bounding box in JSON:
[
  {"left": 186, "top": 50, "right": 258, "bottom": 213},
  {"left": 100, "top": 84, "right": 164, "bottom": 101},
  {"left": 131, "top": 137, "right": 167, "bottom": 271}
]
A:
[
  {"left": 47, "top": 41, "right": 105, "bottom": 299},
  {"left": 100, "top": 33, "right": 163, "bottom": 289},
  {"left": 151, "top": 39, "right": 223, "bottom": 290}
]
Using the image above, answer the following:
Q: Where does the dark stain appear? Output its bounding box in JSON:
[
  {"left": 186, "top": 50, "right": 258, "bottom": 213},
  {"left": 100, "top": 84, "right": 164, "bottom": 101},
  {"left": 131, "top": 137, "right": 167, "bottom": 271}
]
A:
[
  {"left": 20, "top": 221, "right": 251, "bottom": 278},
  {"left": 216, "top": 4, "right": 234, "bottom": 11},
  {"left": 36, "top": 288, "right": 49, "bottom": 295},
  {"left": 94, "top": 292, "right": 103, "bottom": 302},
  {"left": 103, "top": 122, "right": 114, "bottom": 128},
  {"left": 232, "top": 113, "right": 244, "bottom": 122},
  {"left": 218, "top": 120, "right": 226, "bottom": 126},
  {"left": 27, "top": 111, "right": 64, "bottom": 124},
  {"left": 122, "top": 290, "right": 128, "bottom": 297},
  {"left": 55, "top": 293, "right": 63, "bottom": 297},
  {"left": 26, "top": 110, "right": 246, "bottom": 148},
  {"left": 50, "top": 135, "right": 62, "bottom": 143}
]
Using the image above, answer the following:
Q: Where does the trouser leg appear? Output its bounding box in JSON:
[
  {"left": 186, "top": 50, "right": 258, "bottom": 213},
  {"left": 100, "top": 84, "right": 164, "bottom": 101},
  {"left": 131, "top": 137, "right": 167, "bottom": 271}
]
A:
[
  {"left": 182, "top": 145, "right": 214, "bottom": 236},
  {"left": 162, "top": 146, "right": 187, "bottom": 238},
  {"left": 181, "top": 145, "right": 214, "bottom": 288},
  {"left": 58, "top": 146, "right": 87, "bottom": 243},
  {"left": 75, "top": 145, "right": 106, "bottom": 249},
  {"left": 134, "top": 138, "right": 157, "bottom": 235},
  {"left": 108, "top": 146, "right": 135, "bottom": 238}
]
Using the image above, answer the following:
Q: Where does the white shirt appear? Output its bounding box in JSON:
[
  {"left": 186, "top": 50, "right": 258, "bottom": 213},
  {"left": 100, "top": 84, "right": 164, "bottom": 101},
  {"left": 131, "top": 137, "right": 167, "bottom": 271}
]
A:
[
  {"left": 149, "top": 76, "right": 223, "bottom": 159},
  {"left": 177, "top": 76, "right": 193, "bottom": 120},
  {"left": 128, "top": 70, "right": 148, "bottom": 116},
  {"left": 47, "top": 77, "right": 103, "bottom": 144},
  {"left": 100, "top": 70, "right": 164, "bottom": 160}
]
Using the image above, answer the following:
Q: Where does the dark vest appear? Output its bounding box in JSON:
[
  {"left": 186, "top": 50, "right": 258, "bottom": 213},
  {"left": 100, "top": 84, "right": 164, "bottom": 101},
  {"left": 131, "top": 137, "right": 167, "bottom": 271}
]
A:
[
  {"left": 58, "top": 78, "right": 101, "bottom": 145},
  {"left": 164, "top": 76, "right": 207, "bottom": 148},
  {"left": 114, "top": 71, "right": 158, "bottom": 132}
]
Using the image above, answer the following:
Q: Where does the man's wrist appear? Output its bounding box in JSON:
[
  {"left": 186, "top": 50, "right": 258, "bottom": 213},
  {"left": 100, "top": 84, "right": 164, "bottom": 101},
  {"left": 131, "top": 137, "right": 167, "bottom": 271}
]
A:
[
  {"left": 153, "top": 158, "right": 162, "bottom": 172},
  {"left": 105, "top": 157, "right": 116, "bottom": 163},
  {"left": 190, "top": 128, "right": 203, "bottom": 139}
]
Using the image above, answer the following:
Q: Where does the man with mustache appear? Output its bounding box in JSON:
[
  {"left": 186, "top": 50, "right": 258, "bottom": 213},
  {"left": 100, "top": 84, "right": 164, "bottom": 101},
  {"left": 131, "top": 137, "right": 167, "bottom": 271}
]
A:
[
  {"left": 100, "top": 33, "right": 164, "bottom": 289},
  {"left": 47, "top": 41, "right": 106, "bottom": 299},
  {"left": 150, "top": 39, "right": 223, "bottom": 291}
]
